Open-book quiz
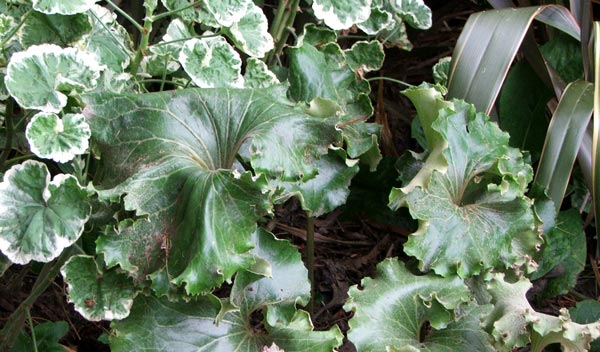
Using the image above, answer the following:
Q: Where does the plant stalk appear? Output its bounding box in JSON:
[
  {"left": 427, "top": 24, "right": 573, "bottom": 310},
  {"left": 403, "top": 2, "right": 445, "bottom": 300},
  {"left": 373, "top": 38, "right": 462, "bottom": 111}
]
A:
[
  {"left": 306, "top": 215, "right": 315, "bottom": 315},
  {"left": 0, "top": 247, "right": 74, "bottom": 351},
  {"left": 267, "top": 0, "right": 300, "bottom": 66},
  {"left": 129, "top": 3, "right": 155, "bottom": 77},
  {"left": 104, "top": 0, "right": 144, "bottom": 32}
]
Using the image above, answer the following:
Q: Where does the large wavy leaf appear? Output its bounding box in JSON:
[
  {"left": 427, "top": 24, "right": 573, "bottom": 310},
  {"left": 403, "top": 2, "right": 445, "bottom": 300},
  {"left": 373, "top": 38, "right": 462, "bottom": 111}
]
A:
[{"left": 83, "top": 86, "right": 341, "bottom": 294}]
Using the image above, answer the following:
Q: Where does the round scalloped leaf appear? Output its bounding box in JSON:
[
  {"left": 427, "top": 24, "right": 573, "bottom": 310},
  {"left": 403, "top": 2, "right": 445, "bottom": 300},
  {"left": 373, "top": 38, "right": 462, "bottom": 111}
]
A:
[
  {"left": 0, "top": 161, "right": 90, "bottom": 264},
  {"left": 61, "top": 255, "right": 137, "bottom": 321},
  {"left": 5, "top": 44, "right": 102, "bottom": 113},
  {"left": 111, "top": 294, "right": 342, "bottom": 352},
  {"left": 344, "top": 258, "right": 487, "bottom": 351},
  {"left": 345, "top": 40, "right": 385, "bottom": 75},
  {"left": 390, "top": 99, "right": 539, "bottom": 278},
  {"left": 312, "top": 0, "right": 372, "bottom": 30},
  {"left": 204, "top": 0, "right": 253, "bottom": 27},
  {"left": 26, "top": 112, "right": 91, "bottom": 163},
  {"left": 223, "top": 4, "right": 273, "bottom": 58},
  {"left": 357, "top": 7, "right": 393, "bottom": 35},
  {"left": 485, "top": 273, "right": 600, "bottom": 351},
  {"left": 32, "top": 0, "right": 98, "bottom": 15},
  {"left": 179, "top": 36, "right": 244, "bottom": 88},
  {"left": 19, "top": 12, "right": 92, "bottom": 48},
  {"left": 244, "top": 58, "right": 279, "bottom": 88},
  {"left": 83, "top": 86, "right": 340, "bottom": 294}
]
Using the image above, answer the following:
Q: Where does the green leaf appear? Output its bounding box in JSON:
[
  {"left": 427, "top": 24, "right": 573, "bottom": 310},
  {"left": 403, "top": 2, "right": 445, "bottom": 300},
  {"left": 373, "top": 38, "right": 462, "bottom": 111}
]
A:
[
  {"left": 311, "top": 0, "right": 371, "bottom": 30},
  {"left": 179, "top": 36, "right": 244, "bottom": 88},
  {"left": 345, "top": 40, "right": 385, "bottom": 75},
  {"left": 83, "top": 86, "right": 340, "bottom": 294},
  {"left": 32, "top": 0, "right": 97, "bottom": 15},
  {"left": 345, "top": 258, "right": 491, "bottom": 351},
  {"left": 357, "top": 7, "right": 393, "bottom": 35},
  {"left": 244, "top": 58, "right": 279, "bottom": 88},
  {"left": 485, "top": 273, "right": 600, "bottom": 351},
  {"left": 146, "top": 18, "right": 190, "bottom": 76},
  {"left": 19, "top": 11, "right": 92, "bottom": 48},
  {"left": 0, "top": 14, "right": 17, "bottom": 44},
  {"left": 81, "top": 5, "right": 133, "bottom": 72},
  {"left": 0, "top": 161, "right": 91, "bottom": 264},
  {"left": 390, "top": 98, "right": 539, "bottom": 278},
  {"left": 396, "top": 0, "right": 432, "bottom": 30},
  {"left": 532, "top": 209, "right": 586, "bottom": 299},
  {"left": 61, "top": 255, "right": 137, "bottom": 321},
  {"left": 540, "top": 31, "right": 584, "bottom": 83},
  {"left": 498, "top": 60, "right": 553, "bottom": 162},
  {"left": 274, "top": 153, "right": 359, "bottom": 217},
  {"left": 569, "top": 300, "right": 600, "bottom": 351},
  {"left": 25, "top": 112, "right": 91, "bottom": 163},
  {"left": 433, "top": 56, "right": 451, "bottom": 86},
  {"left": 5, "top": 44, "right": 103, "bottom": 113},
  {"left": 11, "top": 321, "right": 68, "bottom": 352},
  {"left": 203, "top": 0, "right": 252, "bottom": 27},
  {"left": 111, "top": 230, "right": 342, "bottom": 351},
  {"left": 223, "top": 4, "right": 273, "bottom": 58},
  {"left": 447, "top": 5, "right": 580, "bottom": 114}
]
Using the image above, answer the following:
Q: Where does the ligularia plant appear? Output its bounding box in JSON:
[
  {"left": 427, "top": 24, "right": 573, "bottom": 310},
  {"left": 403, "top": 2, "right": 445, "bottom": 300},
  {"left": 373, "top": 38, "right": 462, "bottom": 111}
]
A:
[{"left": 0, "top": 0, "right": 598, "bottom": 351}]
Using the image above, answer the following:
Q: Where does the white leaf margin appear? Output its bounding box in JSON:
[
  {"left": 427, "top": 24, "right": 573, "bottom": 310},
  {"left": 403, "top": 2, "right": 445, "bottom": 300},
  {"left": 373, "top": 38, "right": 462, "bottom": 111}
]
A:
[{"left": 26, "top": 112, "right": 91, "bottom": 163}]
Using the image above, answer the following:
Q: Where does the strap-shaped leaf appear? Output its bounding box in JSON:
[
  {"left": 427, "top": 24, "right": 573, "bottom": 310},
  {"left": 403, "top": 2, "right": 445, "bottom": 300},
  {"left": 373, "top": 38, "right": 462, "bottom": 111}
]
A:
[
  {"left": 223, "top": 4, "right": 273, "bottom": 58},
  {"left": 179, "top": 36, "right": 244, "bottom": 88},
  {"left": 311, "top": 0, "right": 372, "bottom": 30},
  {"left": 447, "top": 5, "right": 580, "bottom": 114},
  {"left": 390, "top": 94, "right": 539, "bottom": 278},
  {"left": 6, "top": 44, "right": 103, "bottom": 113},
  {"left": 25, "top": 112, "right": 91, "bottom": 163},
  {"left": 84, "top": 86, "right": 341, "bottom": 294},
  {"left": 111, "top": 230, "right": 342, "bottom": 351},
  {"left": 0, "top": 161, "right": 90, "bottom": 264},
  {"left": 32, "top": 0, "right": 97, "bottom": 15},
  {"left": 535, "top": 80, "right": 593, "bottom": 211},
  {"left": 61, "top": 255, "right": 137, "bottom": 321},
  {"left": 344, "top": 258, "right": 491, "bottom": 351}
]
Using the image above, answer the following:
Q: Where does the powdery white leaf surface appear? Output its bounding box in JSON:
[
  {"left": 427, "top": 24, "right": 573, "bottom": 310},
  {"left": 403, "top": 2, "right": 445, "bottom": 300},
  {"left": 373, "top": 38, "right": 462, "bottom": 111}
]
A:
[
  {"left": 312, "top": 0, "right": 372, "bottom": 30},
  {"left": 224, "top": 4, "right": 273, "bottom": 58},
  {"left": 179, "top": 36, "right": 244, "bottom": 88},
  {"left": 485, "top": 273, "right": 600, "bottom": 351},
  {"left": 0, "top": 161, "right": 90, "bottom": 264},
  {"left": 244, "top": 58, "right": 279, "bottom": 88},
  {"left": 204, "top": 0, "right": 253, "bottom": 27},
  {"left": 26, "top": 112, "right": 91, "bottom": 163},
  {"left": 32, "top": 0, "right": 98, "bottom": 15},
  {"left": 61, "top": 255, "right": 137, "bottom": 321},
  {"left": 111, "top": 230, "right": 342, "bottom": 351},
  {"left": 5, "top": 44, "right": 102, "bottom": 113},
  {"left": 390, "top": 86, "right": 540, "bottom": 278},
  {"left": 345, "top": 258, "right": 493, "bottom": 351},
  {"left": 83, "top": 86, "right": 340, "bottom": 294}
]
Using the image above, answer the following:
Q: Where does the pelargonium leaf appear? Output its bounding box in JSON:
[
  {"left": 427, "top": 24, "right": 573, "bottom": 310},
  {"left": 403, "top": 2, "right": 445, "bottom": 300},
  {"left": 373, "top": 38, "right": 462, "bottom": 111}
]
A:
[
  {"left": 0, "top": 161, "right": 91, "bottom": 264},
  {"left": 244, "top": 58, "right": 279, "bottom": 88},
  {"left": 146, "top": 18, "right": 190, "bottom": 76},
  {"left": 396, "top": 0, "right": 432, "bottom": 30},
  {"left": 111, "top": 230, "right": 342, "bottom": 351},
  {"left": 81, "top": 5, "right": 133, "bottom": 72},
  {"left": 345, "top": 258, "right": 489, "bottom": 351},
  {"left": 345, "top": 41, "right": 385, "bottom": 75},
  {"left": 390, "top": 91, "right": 539, "bottom": 278},
  {"left": 357, "top": 7, "right": 393, "bottom": 35},
  {"left": 223, "top": 4, "right": 273, "bottom": 58},
  {"left": 433, "top": 56, "right": 451, "bottom": 86},
  {"left": 485, "top": 273, "right": 600, "bottom": 351},
  {"left": 32, "top": 0, "right": 98, "bottom": 15},
  {"left": 26, "top": 112, "right": 91, "bottom": 163},
  {"left": 61, "top": 255, "right": 137, "bottom": 321},
  {"left": 0, "top": 14, "right": 16, "bottom": 43},
  {"left": 312, "top": 0, "right": 372, "bottom": 30},
  {"left": 6, "top": 44, "right": 103, "bottom": 113},
  {"left": 84, "top": 86, "right": 340, "bottom": 294},
  {"left": 203, "top": 0, "right": 252, "bottom": 27},
  {"left": 19, "top": 11, "right": 92, "bottom": 48},
  {"left": 12, "top": 321, "right": 69, "bottom": 352},
  {"left": 179, "top": 36, "right": 244, "bottom": 88}
]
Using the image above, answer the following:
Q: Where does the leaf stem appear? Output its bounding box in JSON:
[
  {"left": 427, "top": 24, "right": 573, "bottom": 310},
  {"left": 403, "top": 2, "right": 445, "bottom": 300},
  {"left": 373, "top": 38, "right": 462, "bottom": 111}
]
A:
[
  {"left": 0, "top": 247, "right": 74, "bottom": 351},
  {"left": 267, "top": 0, "right": 300, "bottom": 66},
  {"left": 129, "top": 3, "right": 155, "bottom": 76},
  {"left": 104, "top": 0, "right": 144, "bottom": 32},
  {"left": 0, "top": 99, "right": 14, "bottom": 172},
  {"left": 366, "top": 76, "right": 414, "bottom": 88},
  {"left": 152, "top": 1, "right": 203, "bottom": 21},
  {"left": 306, "top": 215, "right": 315, "bottom": 315},
  {"left": 0, "top": 9, "right": 32, "bottom": 48},
  {"left": 27, "top": 310, "right": 38, "bottom": 352}
]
